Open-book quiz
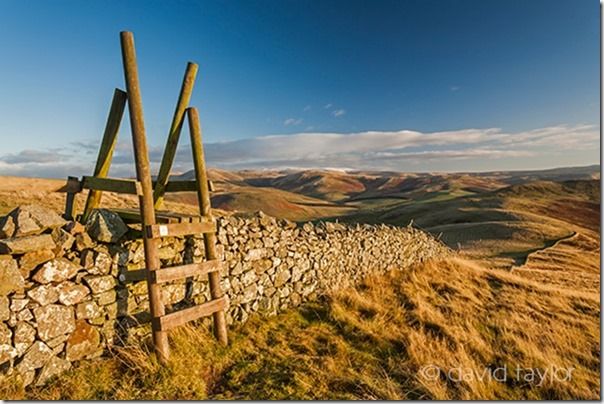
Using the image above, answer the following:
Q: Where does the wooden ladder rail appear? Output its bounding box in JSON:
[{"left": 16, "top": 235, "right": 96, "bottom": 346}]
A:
[
  {"left": 187, "top": 106, "right": 228, "bottom": 345},
  {"left": 120, "top": 31, "right": 170, "bottom": 361}
]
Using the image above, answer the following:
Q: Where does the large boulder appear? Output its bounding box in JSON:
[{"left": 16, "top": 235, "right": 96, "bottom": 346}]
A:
[
  {"left": 33, "top": 304, "right": 76, "bottom": 341},
  {"left": 0, "top": 234, "right": 56, "bottom": 255},
  {"left": 0, "top": 256, "right": 24, "bottom": 295},
  {"left": 0, "top": 204, "right": 66, "bottom": 238},
  {"left": 85, "top": 209, "right": 128, "bottom": 243},
  {"left": 32, "top": 258, "right": 80, "bottom": 284}
]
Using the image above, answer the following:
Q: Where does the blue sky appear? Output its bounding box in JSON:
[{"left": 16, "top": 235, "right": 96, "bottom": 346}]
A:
[{"left": 0, "top": 0, "right": 599, "bottom": 177}]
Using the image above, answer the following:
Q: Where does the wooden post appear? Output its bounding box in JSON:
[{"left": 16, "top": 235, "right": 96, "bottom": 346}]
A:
[
  {"left": 64, "top": 176, "right": 80, "bottom": 220},
  {"left": 120, "top": 31, "right": 170, "bottom": 361},
  {"left": 81, "top": 88, "right": 128, "bottom": 223},
  {"left": 187, "top": 107, "right": 228, "bottom": 345},
  {"left": 153, "top": 62, "right": 199, "bottom": 209}
]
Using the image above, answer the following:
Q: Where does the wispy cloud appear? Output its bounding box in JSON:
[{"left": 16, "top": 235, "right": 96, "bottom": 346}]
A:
[
  {"left": 324, "top": 103, "right": 332, "bottom": 109},
  {"left": 0, "top": 124, "right": 597, "bottom": 177},
  {"left": 303, "top": 105, "right": 311, "bottom": 112},
  {"left": 332, "top": 109, "right": 346, "bottom": 117},
  {"left": 450, "top": 85, "right": 461, "bottom": 92},
  {"left": 283, "top": 118, "right": 303, "bottom": 126}
]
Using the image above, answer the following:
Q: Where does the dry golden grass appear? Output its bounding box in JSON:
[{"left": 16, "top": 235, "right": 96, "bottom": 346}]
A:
[{"left": 2, "top": 257, "right": 599, "bottom": 400}]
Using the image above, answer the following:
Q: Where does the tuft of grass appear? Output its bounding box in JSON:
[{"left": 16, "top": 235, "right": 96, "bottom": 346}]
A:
[{"left": 1, "top": 258, "right": 599, "bottom": 400}]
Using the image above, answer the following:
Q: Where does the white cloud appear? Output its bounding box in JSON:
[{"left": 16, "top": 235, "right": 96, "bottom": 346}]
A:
[
  {"left": 332, "top": 109, "right": 346, "bottom": 117},
  {"left": 450, "top": 86, "right": 461, "bottom": 92},
  {"left": 324, "top": 103, "right": 332, "bottom": 109},
  {"left": 303, "top": 105, "right": 311, "bottom": 112},
  {"left": 283, "top": 118, "right": 303, "bottom": 126},
  {"left": 0, "top": 124, "right": 597, "bottom": 177}
]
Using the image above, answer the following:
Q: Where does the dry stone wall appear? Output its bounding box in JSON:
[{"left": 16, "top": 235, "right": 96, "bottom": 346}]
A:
[{"left": 0, "top": 204, "right": 449, "bottom": 386}]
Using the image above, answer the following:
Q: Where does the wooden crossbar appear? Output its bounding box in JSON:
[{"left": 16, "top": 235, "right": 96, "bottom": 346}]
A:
[
  {"left": 81, "top": 176, "right": 143, "bottom": 195},
  {"left": 153, "top": 260, "right": 222, "bottom": 283},
  {"left": 153, "top": 296, "right": 228, "bottom": 331},
  {"left": 146, "top": 221, "right": 215, "bottom": 238},
  {"left": 112, "top": 208, "right": 201, "bottom": 224},
  {"left": 152, "top": 180, "right": 215, "bottom": 193},
  {"left": 119, "top": 260, "right": 222, "bottom": 284}
]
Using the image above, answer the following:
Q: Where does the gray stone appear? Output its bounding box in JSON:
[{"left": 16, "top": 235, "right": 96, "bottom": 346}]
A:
[
  {"left": 65, "top": 320, "right": 100, "bottom": 361},
  {"left": 85, "top": 209, "right": 128, "bottom": 243},
  {"left": 274, "top": 268, "right": 291, "bottom": 287},
  {"left": 0, "top": 256, "right": 24, "bottom": 295},
  {"left": 83, "top": 275, "right": 115, "bottom": 294},
  {"left": 245, "top": 248, "right": 265, "bottom": 261},
  {"left": 46, "top": 333, "right": 69, "bottom": 349},
  {"left": 0, "top": 296, "right": 9, "bottom": 321},
  {"left": 10, "top": 297, "right": 28, "bottom": 312},
  {"left": 0, "top": 205, "right": 66, "bottom": 238},
  {"left": 35, "top": 356, "right": 71, "bottom": 386},
  {"left": 17, "top": 308, "right": 33, "bottom": 322},
  {"left": 88, "top": 251, "right": 112, "bottom": 275},
  {"left": 241, "top": 270, "right": 257, "bottom": 286},
  {"left": 57, "top": 282, "right": 89, "bottom": 305},
  {"left": 0, "top": 322, "right": 11, "bottom": 344},
  {"left": 14, "top": 322, "right": 36, "bottom": 355},
  {"left": 16, "top": 341, "right": 53, "bottom": 372},
  {"left": 95, "top": 290, "right": 116, "bottom": 306},
  {"left": 18, "top": 249, "right": 55, "bottom": 274},
  {"left": 51, "top": 227, "right": 75, "bottom": 255},
  {"left": 32, "top": 258, "right": 80, "bottom": 284},
  {"left": 0, "top": 233, "right": 57, "bottom": 255},
  {"left": 75, "top": 301, "right": 101, "bottom": 320},
  {"left": 253, "top": 258, "right": 272, "bottom": 275},
  {"left": 75, "top": 232, "right": 94, "bottom": 250},
  {"left": 33, "top": 304, "right": 75, "bottom": 341},
  {"left": 241, "top": 284, "right": 258, "bottom": 304},
  {"left": 27, "top": 284, "right": 59, "bottom": 305}
]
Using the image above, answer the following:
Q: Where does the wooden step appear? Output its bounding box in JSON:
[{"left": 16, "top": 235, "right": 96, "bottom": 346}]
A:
[
  {"left": 146, "top": 221, "right": 215, "bottom": 238},
  {"left": 152, "top": 296, "right": 228, "bottom": 331},
  {"left": 153, "top": 260, "right": 222, "bottom": 283},
  {"left": 118, "top": 260, "right": 222, "bottom": 284},
  {"left": 112, "top": 208, "right": 202, "bottom": 224}
]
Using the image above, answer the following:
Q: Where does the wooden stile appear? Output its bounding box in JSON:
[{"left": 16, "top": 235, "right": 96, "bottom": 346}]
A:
[{"left": 63, "top": 31, "right": 229, "bottom": 363}]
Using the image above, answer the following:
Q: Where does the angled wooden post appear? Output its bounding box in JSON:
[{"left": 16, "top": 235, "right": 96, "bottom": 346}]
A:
[
  {"left": 187, "top": 107, "right": 228, "bottom": 345},
  {"left": 81, "top": 88, "right": 128, "bottom": 223},
  {"left": 120, "top": 31, "right": 170, "bottom": 362},
  {"left": 153, "top": 62, "right": 199, "bottom": 209}
]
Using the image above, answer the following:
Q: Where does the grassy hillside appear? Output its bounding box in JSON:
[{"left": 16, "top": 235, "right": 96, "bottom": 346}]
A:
[{"left": 2, "top": 257, "right": 598, "bottom": 400}]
